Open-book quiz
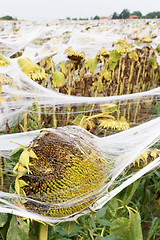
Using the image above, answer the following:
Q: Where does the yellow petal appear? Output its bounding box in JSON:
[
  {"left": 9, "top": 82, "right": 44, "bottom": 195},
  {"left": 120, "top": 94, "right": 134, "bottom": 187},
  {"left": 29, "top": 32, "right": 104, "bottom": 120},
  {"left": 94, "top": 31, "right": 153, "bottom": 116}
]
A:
[
  {"left": 18, "top": 179, "right": 28, "bottom": 188},
  {"left": 15, "top": 178, "right": 20, "bottom": 197},
  {"left": 17, "top": 165, "right": 27, "bottom": 175},
  {"left": 29, "top": 150, "right": 38, "bottom": 159}
]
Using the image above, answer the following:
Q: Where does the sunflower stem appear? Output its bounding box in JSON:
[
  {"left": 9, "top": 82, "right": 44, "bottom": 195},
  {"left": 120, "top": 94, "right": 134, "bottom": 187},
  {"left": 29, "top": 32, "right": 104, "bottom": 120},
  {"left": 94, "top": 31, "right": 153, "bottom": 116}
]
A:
[
  {"left": 38, "top": 223, "right": 48, "bottom": 240},
  {"left": 0, "top": 156, "right": 4, "bottom": 190},
  {"left": 23, "top": 110, "right": 28, "bottom": 132}
]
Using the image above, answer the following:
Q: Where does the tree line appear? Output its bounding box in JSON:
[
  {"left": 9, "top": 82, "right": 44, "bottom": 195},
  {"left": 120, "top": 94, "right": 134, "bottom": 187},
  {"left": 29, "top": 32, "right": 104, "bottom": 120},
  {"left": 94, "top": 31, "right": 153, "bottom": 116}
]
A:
[
  {"left": 67, "top": 9, "right": 160, "bottom": 20},
  {"left": 112, "top": 9, "right": 160, "bottom": 19}
]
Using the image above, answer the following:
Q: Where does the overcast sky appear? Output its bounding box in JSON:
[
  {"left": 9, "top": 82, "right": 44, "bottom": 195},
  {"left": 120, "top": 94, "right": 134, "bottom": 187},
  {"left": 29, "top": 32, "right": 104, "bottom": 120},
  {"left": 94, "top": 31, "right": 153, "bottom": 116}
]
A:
[{"left": 0, "top": 0, "right": 159, "bottom": 20}]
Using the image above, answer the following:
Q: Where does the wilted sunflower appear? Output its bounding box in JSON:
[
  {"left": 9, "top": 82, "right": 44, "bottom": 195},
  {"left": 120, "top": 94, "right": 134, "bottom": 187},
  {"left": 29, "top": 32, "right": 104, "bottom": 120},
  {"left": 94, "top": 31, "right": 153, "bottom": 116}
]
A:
[
  {"left": 0, "top": 53, "right": 10, "bottom": 67},
  {"left": 99, "top": 116, "right": 130, "bottom": 131},
  {"left": 0, "top": 74, "right": 13, "bottom": 103},
  {"left": 96, "top": 47, "right": 110, "bottom": 61},
  {"left": 64, "top": 47, "right": 85, "bottom": 64},
  {"left": 14, "top": 126, "right": 108, "bottom": 219},
  {"left": 0, "top": 74, "right": 13, "bottom": 85},
  {"left": 18, "top": 58, "right": 47, "bottom": 81},
  {"left": 67, "top": 51, "right": 85, "bottom": 63}
]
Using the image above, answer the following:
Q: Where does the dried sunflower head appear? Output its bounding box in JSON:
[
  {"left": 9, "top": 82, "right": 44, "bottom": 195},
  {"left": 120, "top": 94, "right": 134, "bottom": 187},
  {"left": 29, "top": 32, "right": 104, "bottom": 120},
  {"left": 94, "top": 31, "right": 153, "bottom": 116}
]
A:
[
  {"left": 0, "top": 53, "right": 10, "bottom": 67},
  {"left": 97, "top": 47, "right": 110, "bottom": 61},
  {"left": 0, "top": 74, "right": 13, "bottom": 85},
  {"left": 0, "top": 73, "right": 13, "bottom": 97},
  {"left": 67, "top": 51, "right": 85, "bottom": 62},
  {"left": 15, "top": 126, "right": 108, "bottom": 219},
  {"left": 116, "top": 38, "right": 132, "bottom": 53},
  {"left": 64, "top": 47, "right": 85, "bottom": 63}
]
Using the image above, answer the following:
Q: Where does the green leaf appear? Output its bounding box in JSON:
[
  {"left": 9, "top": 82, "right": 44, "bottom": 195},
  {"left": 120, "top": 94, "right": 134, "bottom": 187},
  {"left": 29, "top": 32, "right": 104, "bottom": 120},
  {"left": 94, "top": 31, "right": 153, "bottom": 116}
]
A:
[
  {"left": 0, "top": 214, "right": 12, "bottom": 240},
  {"left": 68, "top": 224, "right": 81, "bottom": 237},
  {"left": 97, "top": 219, "right": 112, "bottom": 226},
  {"left": 85, "top": 58, "right": 98, "bottom": 74},
  {"left": 110, "top": 210, "right": 143, "bottom": 240},
  {"left": 72, "top": 114, "right": 84, "bottom": 125},
  {"left": 89, "top": 218, "right": 97, "bottom": 230},
  {"left": 109, "top": 51, "right": 121, "bottom": 62},
  {"left": 117, "top": 180, "right": 140, "bottom": 205},
  {"left": 95, "top": 206, "right": 108, "bottom": 219},
  {"left": 97, "top": 236, "right": 124, "bottom": 240},
  {"left": 52, "top": 71, "right": 65, "bottom": 87},
  {"left": 29, "top": 221, "right": 39, "bottom": 240},
  {"left": 104, "top": 198, "right": 120, "bottom": 220},
  {"left": 18, "top": 58, "right": 37, "bottom": 74},
  {"left": 97, "top": 80, "right": 103, "bottom": 92},
  {"left": 54, "top": 225, "right": 66, "bottom": 236},
  {"left": 59, "top": 61, "right": 67, "bottom": 75},
  {"left": 108, "top": 60, "right": 117, "bottom": 70},
  {"left": 7, "top": 216, "right": 29, "bottom": 240},
  {"left": 0, "top": 213, "right": 8, "bottom": 228},
  {"left": 156, "top": 44, "right": 160, "bottom": 53},
  {"left": 61, "top": 221, "right": 76, "bottom": 235},
  {"left": 129, "top": 210, "right": 143, "bottom": 240},
  {"left": 110, "top": 217, "right": 130, "bottom": 240},
  {"left": 146, "top": 217, "right": 160, "bottom": 240}
]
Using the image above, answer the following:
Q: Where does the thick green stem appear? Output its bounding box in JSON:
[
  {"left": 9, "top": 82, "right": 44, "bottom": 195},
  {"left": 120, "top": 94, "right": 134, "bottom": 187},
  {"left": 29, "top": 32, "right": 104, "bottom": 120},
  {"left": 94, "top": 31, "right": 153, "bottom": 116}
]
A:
[{"left": 38, "top": 223, "right": 48, "bottom": 240}]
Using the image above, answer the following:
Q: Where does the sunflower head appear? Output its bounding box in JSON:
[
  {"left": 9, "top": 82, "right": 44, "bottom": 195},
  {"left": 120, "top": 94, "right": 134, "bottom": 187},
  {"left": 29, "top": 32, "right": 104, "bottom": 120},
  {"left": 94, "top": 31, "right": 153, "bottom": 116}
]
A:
[
  {"left": 14, "top": 126, "right": 108, "bottom": 219},
  {"left": 64, "top": 47, "right": 85, "bottom": 64},
  {"left": 67, "top": 51, "right": 85, "bottom": 62},
  {"left": 0, "top": 53, "right": 10, "bottom": 67}
]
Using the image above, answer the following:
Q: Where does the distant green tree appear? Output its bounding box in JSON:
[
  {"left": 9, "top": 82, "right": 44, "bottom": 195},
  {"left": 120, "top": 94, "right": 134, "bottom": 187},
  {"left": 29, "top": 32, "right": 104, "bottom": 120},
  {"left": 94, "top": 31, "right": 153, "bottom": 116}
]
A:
[
  {"left": 93, "top": 15, "right": 100, "bottom": 20},
  {"left": 131, "top": 11, "right": 142, "bottom": 18},
  {"left": 66, "top": 17, "right": 71, "bottom": 20},
  {"left": 0, "top": 15, "right": 14, "bottom": 20},
  {"left": 79, "top": 17, "right": 89, "bottom": 20},
  {"left": 112, "top": 12, "right": 119, "bottom": 19},
  {"left": 144, "top": 11, "right": 160, "bottom": 18},
  {"left": 119, "top": 9, "right": 130, "bottom": 19}
]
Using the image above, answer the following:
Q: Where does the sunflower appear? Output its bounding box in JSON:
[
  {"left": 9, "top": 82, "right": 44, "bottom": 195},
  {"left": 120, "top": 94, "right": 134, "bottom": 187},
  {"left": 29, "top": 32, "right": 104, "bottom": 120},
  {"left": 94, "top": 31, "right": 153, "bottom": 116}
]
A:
[{"left": 14, "top": 127, "right": 108, "bottom": 218}]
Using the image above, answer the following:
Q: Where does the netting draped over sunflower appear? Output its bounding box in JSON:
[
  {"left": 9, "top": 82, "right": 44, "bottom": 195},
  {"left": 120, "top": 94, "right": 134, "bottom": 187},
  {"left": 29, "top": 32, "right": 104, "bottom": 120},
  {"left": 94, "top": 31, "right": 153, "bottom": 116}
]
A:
[{"left": 0, "top": 19, "right": 160, "bottom": 223}]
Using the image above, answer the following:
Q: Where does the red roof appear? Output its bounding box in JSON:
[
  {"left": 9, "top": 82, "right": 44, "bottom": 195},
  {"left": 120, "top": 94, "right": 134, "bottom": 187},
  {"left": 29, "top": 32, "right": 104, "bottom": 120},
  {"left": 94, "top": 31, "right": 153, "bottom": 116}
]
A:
[
  {"left": 129, "top": 15, "right": 138, "bottom": 19},
  {"left": 100, "top": 17, "right": 112, "bottom": 20}
]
